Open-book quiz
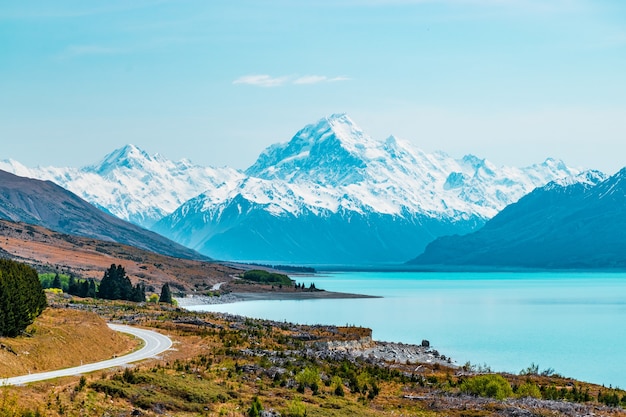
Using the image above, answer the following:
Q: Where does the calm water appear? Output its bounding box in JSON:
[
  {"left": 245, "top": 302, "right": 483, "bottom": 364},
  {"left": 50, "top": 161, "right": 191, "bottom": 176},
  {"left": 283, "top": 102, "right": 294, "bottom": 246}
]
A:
[{"left": 187, "top": 271, "right": 626, "bottom": 388}]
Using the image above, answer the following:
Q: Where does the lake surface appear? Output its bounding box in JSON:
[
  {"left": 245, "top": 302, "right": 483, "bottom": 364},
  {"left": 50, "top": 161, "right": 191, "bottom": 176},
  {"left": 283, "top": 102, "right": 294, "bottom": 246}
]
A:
[{"left": 186, "top": 271, "right": 626, "bottom": 388}]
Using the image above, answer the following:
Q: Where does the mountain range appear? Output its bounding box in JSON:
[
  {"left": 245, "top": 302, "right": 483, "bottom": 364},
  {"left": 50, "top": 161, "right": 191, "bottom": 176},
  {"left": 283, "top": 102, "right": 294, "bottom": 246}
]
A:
[
  {"left": 0, "top": 170, "right": 205, "bottom": 261},
  {"left": 410, "top": 169, "right": 626, "bottom": 269},
  {"left": 1, "top": 114, "right": 582, "bottom": 264},
  {"left": 0, "top": 146, "right": 242, "bottom": 228}
]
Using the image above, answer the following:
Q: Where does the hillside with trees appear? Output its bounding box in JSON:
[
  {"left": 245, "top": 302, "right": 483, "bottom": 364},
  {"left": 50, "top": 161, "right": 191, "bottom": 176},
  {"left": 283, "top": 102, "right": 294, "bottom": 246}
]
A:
[{"left": 0, "top": 259, "right": 47, "bottom": 337}]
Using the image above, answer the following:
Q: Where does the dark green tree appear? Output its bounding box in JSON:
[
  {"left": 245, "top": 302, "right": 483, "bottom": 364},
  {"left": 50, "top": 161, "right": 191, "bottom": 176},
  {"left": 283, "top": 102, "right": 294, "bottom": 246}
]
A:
[
  {"left": 51, "top": 273, "right": 62, "bottom": 289},
  {"left": 0, "top": 259, "right": 47, "bottom": 337},
  {"left": 87, "top": 279, "right": 97, "bottom": 298},
  {"left": 68, "top": 275, "right": 79, "bottom": 295},
  {"left": 131, "top": 283, "right": 146, "bottom": 302},
  {"left": 97, "top": 264, "right": 134, "bottom": 301},
  {"left": 159, "top": 283, "right": 173, "bottom": 304},
  {"left": 78, "top": 279, "right": 89, "bottom": 297}
]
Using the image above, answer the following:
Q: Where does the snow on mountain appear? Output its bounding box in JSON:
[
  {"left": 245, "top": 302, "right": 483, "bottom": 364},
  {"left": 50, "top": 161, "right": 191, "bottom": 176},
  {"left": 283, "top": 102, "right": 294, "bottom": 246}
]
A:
[
  {"left": 239, "top": 113, "right": 580, "bottom": 219},
  {"left": 410, "top": 168, "right": 624, "bottom": 269},
  {"left": 1, "top": 115, "right": 586, "bottom": 264},
  {"left": 0, "top": 145, "right": 243, "bottom": 228},
  {"left": 154, "top": 114, "right": 583, "bottom": 263}
]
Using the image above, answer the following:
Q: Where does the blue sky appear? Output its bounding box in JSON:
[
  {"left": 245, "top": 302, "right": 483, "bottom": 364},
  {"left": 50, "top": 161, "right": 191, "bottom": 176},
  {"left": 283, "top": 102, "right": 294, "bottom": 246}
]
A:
[{"left": 2, "top": 0, "right": 625, "bottom": 174}]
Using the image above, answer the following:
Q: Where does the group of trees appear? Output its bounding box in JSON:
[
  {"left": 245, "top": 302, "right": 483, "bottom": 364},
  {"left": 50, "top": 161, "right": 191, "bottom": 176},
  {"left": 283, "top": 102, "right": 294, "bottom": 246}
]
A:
[
  {"left": 43, "top": 265, "right": 173, "bottom": 304},
  {"left": 45, "top": 273, "right": 98, "bottom": 298},
  {"left": 0, "top": 259, "right": 47, "bottom": 337},
  {"left": 242, "top": 270, "right": 293, "bottom": 287},
  {"left": 97, "top": 264, "right": 146, "bottom": 302}
]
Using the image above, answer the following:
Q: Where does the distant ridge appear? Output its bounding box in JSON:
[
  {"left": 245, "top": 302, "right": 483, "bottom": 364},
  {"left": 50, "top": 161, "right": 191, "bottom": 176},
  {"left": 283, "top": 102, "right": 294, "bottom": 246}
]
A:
[
  {"left": 409, "top": 169, "right": 626, "bottom": 269},
  {"left": 0, "top": 170, "right": 207, "bottom": 261}
]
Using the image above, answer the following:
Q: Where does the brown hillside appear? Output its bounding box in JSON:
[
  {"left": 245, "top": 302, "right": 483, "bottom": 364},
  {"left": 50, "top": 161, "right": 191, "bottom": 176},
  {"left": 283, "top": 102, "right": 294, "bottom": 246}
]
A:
[
  {"left": 0, "top": 220, "right": 240, "bottom": 292},
  {"left": 0, "top": 308, "right": 138, "bottom": 378}
]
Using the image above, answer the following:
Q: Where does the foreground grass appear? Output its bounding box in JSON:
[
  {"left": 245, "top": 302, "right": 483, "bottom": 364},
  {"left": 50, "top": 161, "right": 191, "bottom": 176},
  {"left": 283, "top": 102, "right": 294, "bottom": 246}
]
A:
[
  {"left": 2, "top": 297, "right": 626, "bottom": 416},
  {"left": 0, "top": 308, "right": 138, "bottom": 378}
]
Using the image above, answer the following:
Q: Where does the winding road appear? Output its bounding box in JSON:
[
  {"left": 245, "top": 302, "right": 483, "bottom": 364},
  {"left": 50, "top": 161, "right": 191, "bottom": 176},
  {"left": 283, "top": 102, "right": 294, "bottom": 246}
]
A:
[{"left": 1, "top": 324, "right": 172, "bottom": 386}]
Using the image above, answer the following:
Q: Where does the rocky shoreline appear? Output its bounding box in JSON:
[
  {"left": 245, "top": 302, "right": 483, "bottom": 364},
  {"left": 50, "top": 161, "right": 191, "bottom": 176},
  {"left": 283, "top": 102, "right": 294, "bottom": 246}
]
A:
[{"left": 174, "top": 289, "right": 378, "bottom": 307}]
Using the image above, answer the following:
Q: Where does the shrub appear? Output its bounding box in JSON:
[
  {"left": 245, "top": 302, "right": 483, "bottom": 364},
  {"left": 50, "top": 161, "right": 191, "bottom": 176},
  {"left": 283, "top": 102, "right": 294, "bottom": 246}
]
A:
[
  {"left": 516, "top": 382, "right": 541, "bottom": 398},
  {"left": 460, "top": 374, "right": 513, "bottom": 400},
  {"left": 296, "top": 367, "right": 321, "bottom": 391},
  {"left": 285, "top": 397, "right": 307, "bottom": 417}
]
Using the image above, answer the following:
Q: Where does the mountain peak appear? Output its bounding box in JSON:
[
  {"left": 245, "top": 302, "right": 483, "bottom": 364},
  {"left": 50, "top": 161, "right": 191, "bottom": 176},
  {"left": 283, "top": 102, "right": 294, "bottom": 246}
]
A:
[
  {"left": 245, "top": 114, "right": 375, "bottom": 183},
  {"left": 545, "top": 169, "right": 606, "bottom": 191},
  {"left": 92, "top": 144, "right": 152, "bottom": 175}
]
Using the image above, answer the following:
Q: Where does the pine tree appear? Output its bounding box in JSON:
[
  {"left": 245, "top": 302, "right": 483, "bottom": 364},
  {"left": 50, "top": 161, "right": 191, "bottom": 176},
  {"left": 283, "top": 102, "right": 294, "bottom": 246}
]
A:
[
  {"left": 0, "top": 260, "right": 47, "bottom": 337},
  {"left": 68, "top": 275, "right": 79, "bottom": 295},
  {"left": 87, "top": 279, "right": 97, "bottom": 298},
  {"left": 131, "top": 283, "right": 146, "bottom": 302},
  {"left": 78, "top": 280, "right": 89, "bottom": 297},
  {"left": 159, "top": 283, "right": 173, "bottom": 303},
  {"left": 52, "top": 273, "right": 62, "bottom": 289}
]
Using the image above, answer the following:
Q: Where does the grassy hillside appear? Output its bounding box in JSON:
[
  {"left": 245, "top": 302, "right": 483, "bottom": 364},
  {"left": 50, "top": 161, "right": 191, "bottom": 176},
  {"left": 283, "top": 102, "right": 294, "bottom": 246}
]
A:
[
  {"left": 0, "top": 308, "right": 137, "bottom": 378},
  {"left": 2, "top": 297, "right": 625, "bottom": 417}
]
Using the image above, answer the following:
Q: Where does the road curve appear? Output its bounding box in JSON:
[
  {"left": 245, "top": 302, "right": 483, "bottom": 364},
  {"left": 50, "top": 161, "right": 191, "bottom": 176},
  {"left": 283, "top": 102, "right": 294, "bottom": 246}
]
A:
[{"left": 1, "top": 324, "right": 172, "bottom": 386}]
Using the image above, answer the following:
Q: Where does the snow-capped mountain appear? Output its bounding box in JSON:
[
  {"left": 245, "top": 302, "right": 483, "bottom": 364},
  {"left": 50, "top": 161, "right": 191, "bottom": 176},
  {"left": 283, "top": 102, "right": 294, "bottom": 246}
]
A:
[
  {"left": 0, "top": 145, "right": 243, "bottom": 228},
  {"left": 2, "top": 114, "right": 585, "bottom": 264},
  {"left": 409, "top": 168, "right": 626, "bottom": 269},
  {"left": 153, "top": 114, "right": 582, "bottom": 264}
]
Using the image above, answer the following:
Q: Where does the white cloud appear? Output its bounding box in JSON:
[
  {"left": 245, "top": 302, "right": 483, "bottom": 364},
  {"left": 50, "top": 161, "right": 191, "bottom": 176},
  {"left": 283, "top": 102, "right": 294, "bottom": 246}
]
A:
[
  {"left": 293, "top": 75, "right": 328, "bottom": 85},
  {"left": 232, "top": 74, "right": 290, "bottom": 87},
  {"left": 234, "top": 74, "right": 350, "bottom": 87}
]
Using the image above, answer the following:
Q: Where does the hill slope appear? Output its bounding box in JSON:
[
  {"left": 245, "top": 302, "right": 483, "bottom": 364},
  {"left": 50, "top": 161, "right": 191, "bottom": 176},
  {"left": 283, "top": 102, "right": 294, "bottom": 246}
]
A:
[
  {"left": 409, "top": 170, "right": 626, "bottom": 269},
  {"left": 0, "top": 170, "right": 206, "bottom": 261},
  {"left": 0, "top": 219, "right": 238, "bottom": 291}
]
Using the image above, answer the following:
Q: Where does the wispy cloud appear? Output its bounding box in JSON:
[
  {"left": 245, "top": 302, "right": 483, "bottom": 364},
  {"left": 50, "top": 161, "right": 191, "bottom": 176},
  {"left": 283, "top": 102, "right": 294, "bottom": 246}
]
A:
[
  {"left": 232, "top": 74, "right": 291, "bottom": 87},
  {"left": 233, "top": 74, "right": 350, "bottom": 87},
  {"left": 293, "top": 75, "right": 350, "bottom": 84}
]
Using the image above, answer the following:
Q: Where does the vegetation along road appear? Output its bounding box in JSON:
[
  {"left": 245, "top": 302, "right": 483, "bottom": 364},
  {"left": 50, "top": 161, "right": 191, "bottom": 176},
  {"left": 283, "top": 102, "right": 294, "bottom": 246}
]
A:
[{"left": 1, "top": 324, "right": 172, "bottom": 386}]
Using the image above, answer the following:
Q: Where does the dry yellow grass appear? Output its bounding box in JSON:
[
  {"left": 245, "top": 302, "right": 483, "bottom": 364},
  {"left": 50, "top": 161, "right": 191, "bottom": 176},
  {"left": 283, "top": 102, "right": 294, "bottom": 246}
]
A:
[{"left": 0, "top": 308, "right": 139, "bottom": 378}]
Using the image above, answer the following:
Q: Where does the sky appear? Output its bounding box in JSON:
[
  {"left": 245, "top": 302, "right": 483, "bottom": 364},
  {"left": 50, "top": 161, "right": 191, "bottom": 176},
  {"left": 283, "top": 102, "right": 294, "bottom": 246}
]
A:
[{"left": 1, "top": 0, "right": 625, "bottom": 174}]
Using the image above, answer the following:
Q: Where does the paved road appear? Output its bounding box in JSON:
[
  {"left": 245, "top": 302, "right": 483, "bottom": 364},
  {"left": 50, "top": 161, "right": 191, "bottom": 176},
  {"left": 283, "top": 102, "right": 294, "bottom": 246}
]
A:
[{"left": 1, "top": 324, "right": 172, "bottom": 386}]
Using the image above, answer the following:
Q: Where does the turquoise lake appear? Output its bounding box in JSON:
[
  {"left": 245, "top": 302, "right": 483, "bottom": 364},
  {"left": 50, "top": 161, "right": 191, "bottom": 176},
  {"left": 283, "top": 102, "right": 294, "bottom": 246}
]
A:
[{"left": 187, "top": 271, "right": 626, "bottom": 388}]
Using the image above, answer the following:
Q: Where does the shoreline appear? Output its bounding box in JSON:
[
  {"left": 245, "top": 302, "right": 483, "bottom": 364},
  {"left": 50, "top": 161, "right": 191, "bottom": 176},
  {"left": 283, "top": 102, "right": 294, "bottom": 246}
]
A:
[{"left": 175, "top": 290, "right": 379, "bottom": 307}]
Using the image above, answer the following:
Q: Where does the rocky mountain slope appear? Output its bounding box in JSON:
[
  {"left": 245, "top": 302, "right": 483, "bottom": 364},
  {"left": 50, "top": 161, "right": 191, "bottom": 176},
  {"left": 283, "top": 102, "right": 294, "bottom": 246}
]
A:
[
  {"left": 409, "top": 169, "right": 626, "bottom": 269},
  {"left": 0, "top": 170, "right": 206, "bottom": 261}
]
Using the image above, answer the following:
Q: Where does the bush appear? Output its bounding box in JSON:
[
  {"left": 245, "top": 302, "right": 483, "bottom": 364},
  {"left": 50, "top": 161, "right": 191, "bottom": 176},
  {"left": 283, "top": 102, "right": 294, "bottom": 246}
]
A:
[
  {"left": 516, "top": 382, "right": 541, "bottom": 398},
  {"left": 296, "top": 367, "right": 321, "bottom": 392},
  {"left": 242, "top": 270, "right": 293, "bottom": 286},
  {"left": 460, "top": 374, "right": 513, "bottom": 400},
  {"left": 285, "top": 397, "right": 307, "bottom": 417}
]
